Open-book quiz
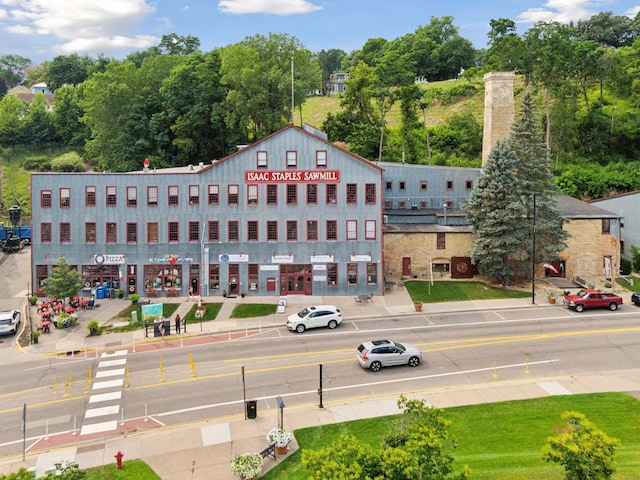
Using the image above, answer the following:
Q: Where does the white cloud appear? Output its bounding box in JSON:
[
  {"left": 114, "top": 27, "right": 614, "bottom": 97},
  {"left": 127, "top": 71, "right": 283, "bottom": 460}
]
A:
[
  {"left": 218, "top": 0, "right": 323, "bottom": 15},
  {"left": 517, "top": 0, "right": 604, "bottom": 24},
  {"left": 625, "top": 6, "right": 640, "bottom": 17},
  {"left": 3, "top": 0, "right": 157, "bottom": 55}
]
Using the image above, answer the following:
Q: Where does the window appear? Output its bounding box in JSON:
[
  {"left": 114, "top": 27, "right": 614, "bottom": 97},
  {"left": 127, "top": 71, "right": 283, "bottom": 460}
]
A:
[
  {"left": 398, "top": 200, "right": 406, "bottom": 209},
  {"left": 399, "top": 181, "right": 406, "bottom": 190},
  {"left": 466, "top": 180, "right": 473, "bottom": 189},
  {"left": 168, "top": 185, "right": 179, "bottom": 206},
  {"left": 365, "top": 184, "right": 376, "bottom": 204},
  {"left": 287, "top": 221, "right": 297, "bottom": 241},
  {"left": 208, "top": 221, "right": 219, "bottom": 241},
  {"left": 247, "top": 220, "right": 258, "bottom": 241},
  {"left": 327, "top": 220, "right": 337, "bottom": 240},
  {"left": 347, "top": 263, "right": 357, "bottom": 285},
  {"left": 127, "top": 186, "right": 137, "bottom": 207},
  {"left": 287, "top": 184, "right": 297, "bottom": 205},
  {"left": 106, "top": 223, "right": 117, "bottom": 243},
  {"left": 36, "top": 265, "right": 48, "bottom": 288},
  {"left": 446, "top": 180, "right": 453, "bottom": 190},
  {"left": 248, "top": 264, "right": 259, "bottom": 291},
  {"left": 257, "top": 151, "right": 268, "bottom": 168},
  {"left": 189, "top": 221, "right": 200, "bottom": 242},
  {"left": 85, "top": 186, "right": 96, "bottom": 206},
  {"left": 307, "top": 220, "right": 318, "bottom": 241},
  {"left": 316, "top": 150, "right": 327, "bottom": 168},
  {"left": 384, "top": 201, "right": 392, "bottom": 209},
  {"left": 346, "top": 220, "right": 357, "bottom": 240},
  {"left": 247, "top": 184, "right": 258, "bottom": 205},
  {"left": 41, "top": 190, "right": 52, "bottom": 208},
  {"left": 228, "top": 185, "right": 239, "bottom": 205},
  {"left": 126, "top": 223, "right": 137, "bottom": 243},
  {"left": 327, "top": 263, "right": 337, "bottom": 286},
  {"left": 86, "top": 222, "right": 96, "bottom": 243},
  {"left": 346, "top": 184, "right": 357, "bottom": 204},
  {"left": 326, "top": 184, "right": 337, "bottom": 204},
  {"left": 106, "top": 186, "right": 117, "bottom": 206},
  {"left": 168, "top": 222, "right": 179, "bottom": 242},
  {"left": 209, "top": 264, "right": 220, "bottom": 290},
  {"left": 602, "top": 219, "right": 611, "bottom": 234},
  {"left": 189, "top": 185, "right": 199, "bottom": 205},
  {"left": 147, "top": 222, "right": 158, "bottom": 243},
  {"left": 60, "top": 223, "right": 70, "bottom": 243},
  {"left": 437, "top": 232, "right": 446, "bottom": 249},
  {"left": 367, "top": 263, "right": 378, "bottom": 285},
  {"left": 208, "top": 185, "right": 219, "bottom": 205},
  {"left": 365, "top": 220, "right": 376, "bottom": 240},
  {"left": 41, "top": 223, "right": 52, "bottom": 242},
  {"left": 147, "top": 186, "right": 158, "bottom": 206},
  {"left": 286, "top": 150, "right": 297, "bottom": 168},
  {"left": 228, "top": 221, "right": 239, "bottom": 241},
  {"left": 385, "top": 181, "right": 392, "bottom": 190},
  {"left": 267, "top": 221, "right": 278, "bottom": 241},
  {"left": 420, "top": 200, "right": 429, "bottom": 209},
  {"left": 267, "top": 185, "right": 277, "bottom": 205},
  {"left": 307, "top": 184, "right": 317, "bottom": 204},
  {"left": 60, "top": 188, "right": 70, "bottom": 208},
  {"left": 421, "top": 180, "right": 428, "bottom": 190}
]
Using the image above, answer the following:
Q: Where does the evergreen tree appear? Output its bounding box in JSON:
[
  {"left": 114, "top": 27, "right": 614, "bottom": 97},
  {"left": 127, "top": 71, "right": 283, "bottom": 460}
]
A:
[
  {"left": 462, "top": 141, "right": 529, "bottom": 285},
  {"left": 509, "top": 88, "right": 569, "bottom": 270}
]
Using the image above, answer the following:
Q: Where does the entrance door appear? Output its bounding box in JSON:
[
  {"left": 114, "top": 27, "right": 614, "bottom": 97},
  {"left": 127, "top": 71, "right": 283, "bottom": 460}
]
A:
[
  {"left": 402, "top": 257, "right": 411, "bottom": 277},
  {"left": 279, "top": 264, "right": 312, "bottom": 295},
  {"left": 228, "top": 264, "right": 239, "bottom": 296},
  {"left": 189, "top": 264, "right": 199, "bottom": 296}
]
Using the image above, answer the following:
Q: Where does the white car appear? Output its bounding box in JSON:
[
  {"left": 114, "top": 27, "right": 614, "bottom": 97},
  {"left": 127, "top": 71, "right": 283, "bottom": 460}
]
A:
[
  {"left": 287, "top": 305, "right": 342, "bottom": 333},
  {"left": 0, "top": 309, "right": 20, "bottom": 335}
]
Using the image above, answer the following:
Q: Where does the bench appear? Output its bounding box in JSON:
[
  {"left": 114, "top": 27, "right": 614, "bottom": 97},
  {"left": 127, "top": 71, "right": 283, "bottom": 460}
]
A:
[{"left": 260, "top": 443, "right": 276, "bottom": 460}]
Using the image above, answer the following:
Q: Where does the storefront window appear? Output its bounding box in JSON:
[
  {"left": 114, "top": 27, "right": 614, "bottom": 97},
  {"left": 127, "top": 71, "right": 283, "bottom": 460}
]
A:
[
  {"left": 143, "top": 264, "right": 182, "bottom": 291},
  {"left": 209, "top": 264, "right": 220, "bottom": 290}
]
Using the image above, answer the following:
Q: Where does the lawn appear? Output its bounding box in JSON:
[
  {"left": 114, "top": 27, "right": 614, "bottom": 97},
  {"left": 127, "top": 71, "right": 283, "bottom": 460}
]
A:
[
  {"left": 84, "top": 459, "right": 161, "bottom": 479},
  {"left": 406, "top": 280, "right": 531, "bottom": 303},
  {"left": 261, "top": 392, "right": 640, "bottom": 480}
]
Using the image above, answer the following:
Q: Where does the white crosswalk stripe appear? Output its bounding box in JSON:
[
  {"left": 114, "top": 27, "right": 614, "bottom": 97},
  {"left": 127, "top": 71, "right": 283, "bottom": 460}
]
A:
[{"left": 80, "top": 350, "right": 128, "bottom": 436}]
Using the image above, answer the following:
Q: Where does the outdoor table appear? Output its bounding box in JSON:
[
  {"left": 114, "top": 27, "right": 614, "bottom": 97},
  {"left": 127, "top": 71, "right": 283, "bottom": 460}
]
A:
[
  {"left": 65, "top": 306, "right": 75, "bottom": 314},
  {"left": 41, "top": 320, "right": 51, "bottom": 333}
]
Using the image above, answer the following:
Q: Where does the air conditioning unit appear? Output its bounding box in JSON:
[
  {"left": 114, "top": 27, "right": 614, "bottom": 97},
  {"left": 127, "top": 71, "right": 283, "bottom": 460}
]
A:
[{"left": 383, "top": 215, "right": 388, "bottom": 224}]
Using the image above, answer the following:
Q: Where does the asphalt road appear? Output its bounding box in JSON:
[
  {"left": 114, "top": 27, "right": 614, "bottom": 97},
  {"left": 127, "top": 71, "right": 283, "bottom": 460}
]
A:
[{"left": 2, "top": 301, "right": 640, "bottom": 457}]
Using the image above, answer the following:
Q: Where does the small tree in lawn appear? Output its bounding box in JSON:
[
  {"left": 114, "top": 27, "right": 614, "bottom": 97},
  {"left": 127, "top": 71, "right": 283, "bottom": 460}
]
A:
[
  {"left": 43, "top": 257, "right": 84, "bottom": 304},
  {"left": 541, "top": 411, "right": 619, "bottom": 480}
]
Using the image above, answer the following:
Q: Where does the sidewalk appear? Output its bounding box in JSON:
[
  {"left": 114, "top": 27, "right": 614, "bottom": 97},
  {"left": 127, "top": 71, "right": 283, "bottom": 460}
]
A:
[{"left": 5, "top": 288, "right": 639, "bottom": 479}]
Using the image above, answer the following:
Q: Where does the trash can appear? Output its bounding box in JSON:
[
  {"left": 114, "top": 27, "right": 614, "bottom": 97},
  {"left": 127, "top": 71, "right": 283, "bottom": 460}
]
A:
[
  {"left": 96, "top": 287, "right": 106, "bottom": 300},
  {"left": 246, "top": 400, "right": 257, "bottom": 419}
]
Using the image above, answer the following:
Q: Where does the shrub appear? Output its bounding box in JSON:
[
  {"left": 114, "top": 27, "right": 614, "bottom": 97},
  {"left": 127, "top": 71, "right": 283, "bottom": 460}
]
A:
[
  {"left": 620, "top": 257, "right": 632, "bottom": 275},
  {"left": 50, "top": 151, "right": 85, "bottom": 172}
]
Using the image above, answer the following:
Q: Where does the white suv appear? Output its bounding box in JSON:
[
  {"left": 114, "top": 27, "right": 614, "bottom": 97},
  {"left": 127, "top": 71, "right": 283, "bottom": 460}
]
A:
[
  {"left": 0, "top": 310, "right": 20, "bottom": 335},
  {"left": 287, "top": 305, "right": 342, "bottom": 333}
]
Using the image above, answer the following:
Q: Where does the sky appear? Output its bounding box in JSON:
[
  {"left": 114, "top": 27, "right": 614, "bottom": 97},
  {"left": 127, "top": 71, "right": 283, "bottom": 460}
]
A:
[{"left": 1, "top": 0, "right": 639, "bottom": 66}]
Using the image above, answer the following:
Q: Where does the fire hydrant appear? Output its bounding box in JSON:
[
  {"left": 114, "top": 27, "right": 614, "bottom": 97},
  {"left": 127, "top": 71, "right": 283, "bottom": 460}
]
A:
[{"left": 114, "top": 451, "right": 124, "bottom": 469}]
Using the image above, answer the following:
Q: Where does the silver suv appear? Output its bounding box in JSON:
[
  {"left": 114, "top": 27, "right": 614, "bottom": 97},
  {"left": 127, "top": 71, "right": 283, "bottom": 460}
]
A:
[
  {"left": 286, "top": 305, "right": 342, "bottom": 333},
  {"left": 0, "top": 309, "right": 20, "bottom": 335},
  {"left": 356, "top": 339, "right": 422, "bottom": 372}
]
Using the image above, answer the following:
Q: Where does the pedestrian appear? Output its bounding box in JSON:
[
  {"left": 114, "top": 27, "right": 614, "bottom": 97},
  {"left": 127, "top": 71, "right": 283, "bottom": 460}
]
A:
[{"left": 175, "top": 314, "right": 181, "bottom": 334}]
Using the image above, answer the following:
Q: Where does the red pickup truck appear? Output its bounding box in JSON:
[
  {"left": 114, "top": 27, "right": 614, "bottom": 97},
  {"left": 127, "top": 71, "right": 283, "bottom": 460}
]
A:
[{"left": 563, "top": 289, "right": 623, "bottom": 312}]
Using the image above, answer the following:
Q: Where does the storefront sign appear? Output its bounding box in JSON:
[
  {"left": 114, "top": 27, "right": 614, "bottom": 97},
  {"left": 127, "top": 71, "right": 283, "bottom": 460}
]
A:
[
  {"left": 313, "top": 264, "right": 326, "bottom": 271},
  {"left": 219, "top": 254, "right": 249, "bottom": 263},
  {"left": 244, "top": 170, "right": 340, "bottom": 183},
  {"left": 311, "top": 254, "right": 334, "bottom": 263},
  {"left": 149, "top": 256, "right": 193, "bottom": 264},
  {"left": 94, "top": 254, "right": 125, "bottom": 265},
  {"left": 350, "top": 254, "right": 372, "bottom": 262},
  {"left": 271, "top": 254, "right": 293, "bottom": 264},
  {"left": 260, "top": 265, "right": 279, "bottom": 271}
]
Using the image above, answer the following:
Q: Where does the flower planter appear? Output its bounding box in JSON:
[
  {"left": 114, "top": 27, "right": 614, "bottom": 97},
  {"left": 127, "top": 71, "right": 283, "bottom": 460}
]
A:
[
  {"left": 414, "top": 302, "right": 423, "bottom": 312},
  {"left": 547, "top": 297, "right": 556, "bottom": 304},
  {"left": 275, "top": 445, "right": 288, "bottom": 455}
]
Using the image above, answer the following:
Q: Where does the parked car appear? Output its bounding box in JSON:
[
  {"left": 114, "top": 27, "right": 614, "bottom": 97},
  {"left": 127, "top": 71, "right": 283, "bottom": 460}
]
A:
[
  {"left": 562, "top": 289, "right": 623, "bottom": 312},
  {"left": 0, "top": 309, "right": 20, "bottom": 335},
  {"left": 356, "top": 339, "right": 422, "bottom": 372},
  {"left": 286, "top": 305, "right": 342, "bottom": 333},
  {"left": 632, "top": 292, "right": 640, "bottom": 306}
]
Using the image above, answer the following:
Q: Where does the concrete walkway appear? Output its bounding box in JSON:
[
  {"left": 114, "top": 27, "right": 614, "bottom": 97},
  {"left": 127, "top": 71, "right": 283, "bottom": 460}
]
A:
[{"left": 4, "top": 288, "right": 639, "bottom": 479}]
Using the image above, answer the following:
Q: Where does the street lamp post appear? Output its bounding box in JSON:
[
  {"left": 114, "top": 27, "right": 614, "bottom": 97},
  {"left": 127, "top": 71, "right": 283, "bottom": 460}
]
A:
[{"left": 531, "top": 193, "right": 537, "bottom": 305}]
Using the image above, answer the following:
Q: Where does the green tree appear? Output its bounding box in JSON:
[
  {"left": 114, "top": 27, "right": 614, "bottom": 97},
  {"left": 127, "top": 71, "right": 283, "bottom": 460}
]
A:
[
  {"left": 0, "top": 54, "right": 32, "bottom": 88},
  {"left": 158, "top": 33, "right": 201, "bottom": 55},
  {"left": 316, "top": 48, "right": 347, "bottom": 95},
  {"left": 0, "top": 94, "right": 27, "bottom": 148},
  {"left": 485, "top": 18, "right": 525, "bottom": 71},
  {"left": 542, "top": 411, "right": 619, "bottom": 480},
  {"left": 43, "top": 54, "right": 94, "bottom": 91},
  {"left": 302, "top": 396, "right": 469, "bottom": 480},
  {"left": 22, "top": 94, "right": 58, "bottom": 147},
  {"left": 42, "top": 258, "right": 84, "bottom": 305},
  {"left": 462, "top": 141, "right": 529, "bottom": 285},
  {"left": 53, "top": 85, "right": 88, "bottom": 147},
  {"left": 221, "top": 33, "right": 320, "bottom": 140}
]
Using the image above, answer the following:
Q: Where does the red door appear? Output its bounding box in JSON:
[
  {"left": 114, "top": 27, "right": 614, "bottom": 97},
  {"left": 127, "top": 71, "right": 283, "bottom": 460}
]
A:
[{"left": 402, "top": 257, "right": 411, "bottom": 277}]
